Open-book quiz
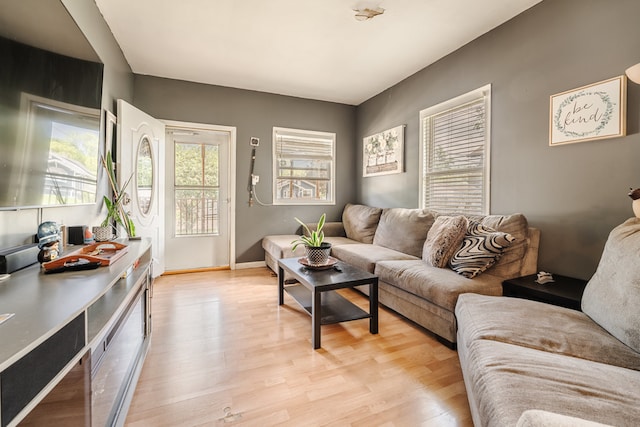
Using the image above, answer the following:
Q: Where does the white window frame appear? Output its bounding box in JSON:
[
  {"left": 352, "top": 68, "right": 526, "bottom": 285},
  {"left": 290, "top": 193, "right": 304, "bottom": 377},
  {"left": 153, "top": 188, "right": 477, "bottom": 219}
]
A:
[
  {"left": 272, "top": 126, "right": 336, "bottom": 205},
  {"left": 12, "top": 93, "right": 100, "bottom": 207},
  {"left": 419, "top": 84, "right": 491, "bottom": 215},
  {"left": 172, "top": 140, "right": 221, "bottom": 237}
]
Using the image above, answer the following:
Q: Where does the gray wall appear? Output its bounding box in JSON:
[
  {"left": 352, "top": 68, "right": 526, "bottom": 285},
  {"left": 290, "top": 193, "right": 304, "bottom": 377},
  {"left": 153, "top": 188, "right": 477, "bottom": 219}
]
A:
[
  {"left": 356, "top": 0, "right": 640, "bottom": 279},
  {"left": 0, "top": 0, "right": 133, "bottom": 249},
  {"left": 133, "top": 76, "right": 356, "bottom": 263},
  {"left": 62, "top": 0, "right": 134, "bottom": 113},
  {"left": 4, "top": 0, "right": 639, "bottom": 278}
]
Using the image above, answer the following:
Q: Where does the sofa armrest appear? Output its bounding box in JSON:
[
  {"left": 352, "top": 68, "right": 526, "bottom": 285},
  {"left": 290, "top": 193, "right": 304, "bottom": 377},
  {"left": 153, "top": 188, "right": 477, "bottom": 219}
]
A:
[
  {"left": 520, "top": 227, "right": 540, "bottom": 276},
  {"left": 516, "top": 410, "right": 613, "bottom": 427}
]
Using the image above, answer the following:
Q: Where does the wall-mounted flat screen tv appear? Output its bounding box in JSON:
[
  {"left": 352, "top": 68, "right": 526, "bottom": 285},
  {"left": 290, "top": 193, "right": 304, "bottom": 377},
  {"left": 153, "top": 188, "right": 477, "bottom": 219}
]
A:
[{"left": 0, "top": 36, "right": 104, "bottom": 210}]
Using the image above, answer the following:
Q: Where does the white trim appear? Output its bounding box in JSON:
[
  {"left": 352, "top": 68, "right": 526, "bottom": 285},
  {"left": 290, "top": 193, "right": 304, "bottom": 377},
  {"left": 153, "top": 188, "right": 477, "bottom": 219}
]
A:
[
  {"left": 418, "top": 84, "right": 491, "bottom": 215},
  {"left": 234, "top": 261, "right": 266, "bottom": 270},
  {"left": 162, "top": 120, "right": 237, "bottom": 269},
  {"left": 272, "top": 126, "right": 336, "bottom": 206},
  {"left": 420, "top": 84, "right": 491, "bottom": 117}
]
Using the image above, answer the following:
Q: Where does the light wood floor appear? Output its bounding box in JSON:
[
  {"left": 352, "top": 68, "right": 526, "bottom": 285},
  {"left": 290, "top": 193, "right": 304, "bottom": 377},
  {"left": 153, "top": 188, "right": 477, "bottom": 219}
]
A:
[{"left": 125, "top": 267, "right": 473, "bottom": 427}]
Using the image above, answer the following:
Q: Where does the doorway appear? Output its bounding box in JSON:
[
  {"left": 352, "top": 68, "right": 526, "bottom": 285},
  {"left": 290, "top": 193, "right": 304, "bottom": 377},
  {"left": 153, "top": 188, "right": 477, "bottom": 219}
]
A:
[{"left": 163, "top": 121, "right": 236, "bottom": 271}]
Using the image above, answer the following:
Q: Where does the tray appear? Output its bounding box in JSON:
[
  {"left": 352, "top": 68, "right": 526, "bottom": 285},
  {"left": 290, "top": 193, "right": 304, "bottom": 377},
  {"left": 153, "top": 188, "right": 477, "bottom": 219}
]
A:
[
  {"left": 298, "top": 256, "right": 338, "bottom": 270},
  {"left": 42, "top": 242, "right": 129, "bottom": 272}
]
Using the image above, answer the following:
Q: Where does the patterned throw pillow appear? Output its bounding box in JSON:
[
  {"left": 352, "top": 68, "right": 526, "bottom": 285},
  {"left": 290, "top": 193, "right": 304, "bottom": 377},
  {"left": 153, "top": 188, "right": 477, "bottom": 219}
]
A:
[
  {"left": 449, "top": 220, "right": 516, "bottom": 278},
  {"left": 422, "top": 215, "right": 468, "bottom": 268}
]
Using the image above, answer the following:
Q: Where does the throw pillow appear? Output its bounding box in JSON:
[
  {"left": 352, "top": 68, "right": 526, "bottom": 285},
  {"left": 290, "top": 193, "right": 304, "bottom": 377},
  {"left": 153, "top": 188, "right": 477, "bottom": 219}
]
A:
[
  {"left": 473, "top": 213, "right": 529, "bottom": 278},
  {"left": 449, "top": 220, "right": 515, "bottom": 278},
  {"left": 372, "top": 208, "right": 437, "bottom": 257},
  {"left": 422, "top": 215, "right": 468, "bottom": 268}
]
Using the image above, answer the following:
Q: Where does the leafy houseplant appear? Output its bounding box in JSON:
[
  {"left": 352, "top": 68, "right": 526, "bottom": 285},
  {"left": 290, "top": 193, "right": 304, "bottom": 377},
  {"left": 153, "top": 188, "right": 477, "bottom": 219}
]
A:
[
  {"left": 99, "top": 151, "right": 136, "bottom": 238},
  {"left": 291, "top": 213, "right": 331, "bottom": 266}
]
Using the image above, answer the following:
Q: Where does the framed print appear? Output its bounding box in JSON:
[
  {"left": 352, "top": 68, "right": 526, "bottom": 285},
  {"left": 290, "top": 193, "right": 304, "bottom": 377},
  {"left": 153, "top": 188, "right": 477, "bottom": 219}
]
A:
[
  {"left": 363, "top": 125, "right": 404, "bottom": 177},
  {"left": 550, "top": 76, "right": 626, "bottom": 146}
]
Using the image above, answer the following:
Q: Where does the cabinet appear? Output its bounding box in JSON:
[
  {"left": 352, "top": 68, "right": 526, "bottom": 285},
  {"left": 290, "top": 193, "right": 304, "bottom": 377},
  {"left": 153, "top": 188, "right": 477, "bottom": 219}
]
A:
[{"left": 0, "top": 239, "right": 152, "bottom": 427}]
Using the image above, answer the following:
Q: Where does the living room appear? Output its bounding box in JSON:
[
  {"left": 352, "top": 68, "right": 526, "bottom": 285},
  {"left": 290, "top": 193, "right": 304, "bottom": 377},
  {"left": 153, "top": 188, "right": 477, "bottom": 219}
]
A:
[
  {"left": 0, "top": 0, "right": 638, "bottom": 278},
  {"left": 1, "top": 0, "right": 640, "bottom": 425}
]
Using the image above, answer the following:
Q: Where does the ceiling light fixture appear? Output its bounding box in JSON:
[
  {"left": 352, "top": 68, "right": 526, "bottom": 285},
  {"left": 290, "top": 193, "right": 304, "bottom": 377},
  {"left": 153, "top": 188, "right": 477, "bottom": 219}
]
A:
[{"left": 353, "top": 7, "right": 385, "bottom": 21}]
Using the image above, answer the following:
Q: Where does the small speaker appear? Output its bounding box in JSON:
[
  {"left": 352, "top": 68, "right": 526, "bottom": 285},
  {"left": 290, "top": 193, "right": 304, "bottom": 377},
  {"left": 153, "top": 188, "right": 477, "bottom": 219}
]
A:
[
  {"left": 0, "top": 243, "right": 39, "bottom": 274},
  {"left": 68, "top": 226, "right": 87, "bottom": 245}
]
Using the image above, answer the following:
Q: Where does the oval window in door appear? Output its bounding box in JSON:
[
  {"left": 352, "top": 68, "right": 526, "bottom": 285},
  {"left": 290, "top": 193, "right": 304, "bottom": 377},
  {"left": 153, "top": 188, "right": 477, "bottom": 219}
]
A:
[{"left": 136, "top": 136, "right": 154, "bottom": 216}]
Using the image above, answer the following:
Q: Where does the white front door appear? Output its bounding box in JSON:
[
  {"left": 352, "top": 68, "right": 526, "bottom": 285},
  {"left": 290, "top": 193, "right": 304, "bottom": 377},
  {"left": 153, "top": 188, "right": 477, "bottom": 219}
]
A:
[
  {"left": 164, "top": 122, "right": 235, "bottom": 271},
  {"left": 117, "top": 99, "right": 166, "bottom": 276}
]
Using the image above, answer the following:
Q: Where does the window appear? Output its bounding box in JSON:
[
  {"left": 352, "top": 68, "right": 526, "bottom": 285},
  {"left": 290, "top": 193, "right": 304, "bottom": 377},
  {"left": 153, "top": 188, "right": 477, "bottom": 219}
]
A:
[
  {"left": 419, "top": 85, "right": 491, "bottom": 215},
  {"left": 273, "top": 127, "right": 335, "bottom": 205},
  {"left": 174, "top": 142, "right": 219, "bottom": 236},
  {"left": 14, "top": 93, "right": 100, "bottom": 207}
]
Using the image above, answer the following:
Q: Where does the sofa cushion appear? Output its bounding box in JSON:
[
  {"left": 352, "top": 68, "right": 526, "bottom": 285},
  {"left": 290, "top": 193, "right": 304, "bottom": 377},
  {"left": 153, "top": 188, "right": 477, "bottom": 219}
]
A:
[
  {"left": 462, "top": 339, "right": 640, "bottom": 427},
  {"left": 372, "top": 208, "right": 437, "bottom": 257},
  {"left": 456, "top": 293, "right": 640, "bottom": 371},
  {"left": 375, "top": 259, "right": 503, "bottom": 311},
  {"left": 330, "top": 244, "right": 417, "bottom": 273},
  {"left": 422, "top": 215, "right": 468, "bottom": 268},
  {"left": 262, "top": 234, "right": 306, "bottom": 259},
  {"left": 470, "top": 213, "right": 529, "bottom": 278},
  {"left": 582, "top": 217, "right": 640, "bottom": 353},
  {"left": 302, "top": 221, "right": 346, "bottom": 238},
  {"left": 323, "top": 236, "right": 358, "bottom": 247},
  {"left": 262, "top": 235, "right": 355, "bottom": 261},
  {"left": 342, "top": 203, "right": 382, "bottom": 244},
  {"left": 449, "top": 220, "right": 515, "bottom": 278}
]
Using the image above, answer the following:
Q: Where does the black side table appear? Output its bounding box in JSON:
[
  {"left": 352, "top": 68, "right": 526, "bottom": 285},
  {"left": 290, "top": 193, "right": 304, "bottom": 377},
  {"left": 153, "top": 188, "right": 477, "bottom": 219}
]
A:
[{"left": 502, "top": 274, "right": 588, "bottom": 311}]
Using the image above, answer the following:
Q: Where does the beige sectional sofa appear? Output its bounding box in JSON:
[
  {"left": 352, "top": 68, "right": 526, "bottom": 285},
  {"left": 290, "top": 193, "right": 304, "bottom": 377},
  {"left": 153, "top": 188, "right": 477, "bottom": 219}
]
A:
[
  {"left": 262, "top": 203, "right": 540, "bottom": 346},
  {"left": 456, "top": 218, "right": 640, "bottom": 426}
]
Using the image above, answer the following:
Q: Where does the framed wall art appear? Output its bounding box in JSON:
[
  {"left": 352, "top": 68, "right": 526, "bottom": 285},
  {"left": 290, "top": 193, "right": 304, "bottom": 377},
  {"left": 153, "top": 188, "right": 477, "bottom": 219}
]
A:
[
  {"left": 363, "top": 125, "right": 405, "bottom": 177},
  {"left": 549, "top": 76, "right": 626, "bottom": 146}
]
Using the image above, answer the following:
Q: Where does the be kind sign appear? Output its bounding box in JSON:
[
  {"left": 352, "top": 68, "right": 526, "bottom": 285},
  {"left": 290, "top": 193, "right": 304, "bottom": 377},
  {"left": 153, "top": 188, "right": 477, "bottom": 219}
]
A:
[{"left": 549, "top": 76, "right": 626, "bottom": 146}]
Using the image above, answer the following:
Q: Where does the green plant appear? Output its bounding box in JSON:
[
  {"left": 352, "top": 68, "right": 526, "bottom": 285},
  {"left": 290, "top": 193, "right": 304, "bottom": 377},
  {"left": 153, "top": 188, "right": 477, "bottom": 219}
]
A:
[
  {"left": 100, "top": 151, "right": 136, "bottom": 237},
  {"left": 291, "top": 213, "right": 326, "bottom": 251}
]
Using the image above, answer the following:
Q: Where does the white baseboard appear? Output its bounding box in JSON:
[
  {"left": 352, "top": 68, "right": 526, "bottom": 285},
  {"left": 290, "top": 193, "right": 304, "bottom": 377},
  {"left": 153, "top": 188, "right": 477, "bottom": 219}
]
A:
[{"left": 234, "top": 261, "right": 266, "bottom": 270}]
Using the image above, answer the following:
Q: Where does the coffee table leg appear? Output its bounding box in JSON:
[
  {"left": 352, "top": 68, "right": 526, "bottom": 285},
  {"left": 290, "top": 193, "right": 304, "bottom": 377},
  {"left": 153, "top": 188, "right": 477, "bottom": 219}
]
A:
[
  {"left": 278, "top": 266, "right": 284, "bottom": 305},
  {"left": 370, "top": 280, "right": 379, "bottom": 334},
  {"left": 312, "top": 289, "right": 321, "bottom": 349}
]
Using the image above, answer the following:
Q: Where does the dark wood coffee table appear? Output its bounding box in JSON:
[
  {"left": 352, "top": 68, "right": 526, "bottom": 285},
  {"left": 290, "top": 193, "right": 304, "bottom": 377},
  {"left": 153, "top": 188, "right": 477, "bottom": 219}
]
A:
[{"left": 278, "top": 257, "right": 378, "bottom": 349}]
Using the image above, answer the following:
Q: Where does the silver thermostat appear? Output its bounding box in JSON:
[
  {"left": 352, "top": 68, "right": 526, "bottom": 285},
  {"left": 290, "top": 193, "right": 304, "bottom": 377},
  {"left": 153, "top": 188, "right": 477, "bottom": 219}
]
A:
[{"left": 250, "top": 137, "right": 259, "bottom": 146}]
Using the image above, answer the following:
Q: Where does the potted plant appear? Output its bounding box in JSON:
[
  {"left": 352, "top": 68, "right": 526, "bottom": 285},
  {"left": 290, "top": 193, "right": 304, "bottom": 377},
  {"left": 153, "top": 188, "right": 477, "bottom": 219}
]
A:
[
  {"left": 94, "top": 151, "right": 136, "bottom": 240},
  {"left": 291, "top": 213, "right": 331, "bottom": 266}
]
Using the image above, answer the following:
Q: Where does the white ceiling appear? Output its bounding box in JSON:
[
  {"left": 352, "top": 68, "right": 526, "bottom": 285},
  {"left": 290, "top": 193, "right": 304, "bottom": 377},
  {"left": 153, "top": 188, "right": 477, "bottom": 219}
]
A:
[{"left": 95, "top": 0, "right": 543, "bottom": 105}]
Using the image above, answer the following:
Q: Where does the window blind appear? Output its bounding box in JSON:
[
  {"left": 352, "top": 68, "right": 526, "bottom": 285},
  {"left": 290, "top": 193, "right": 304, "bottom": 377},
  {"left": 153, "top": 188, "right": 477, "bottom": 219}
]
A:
[
  {"left": 273, "top": 127, "right": 335, "bottom": 205},
  {"left": 421, "top": 92, "right": 489, "bottom": 215}
]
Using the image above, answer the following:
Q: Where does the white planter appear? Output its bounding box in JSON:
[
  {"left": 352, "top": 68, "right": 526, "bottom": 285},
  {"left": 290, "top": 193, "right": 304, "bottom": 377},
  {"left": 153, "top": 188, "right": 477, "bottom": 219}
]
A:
[{"left": 92, "top": 226, "right": 114, "bottom": 242}]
